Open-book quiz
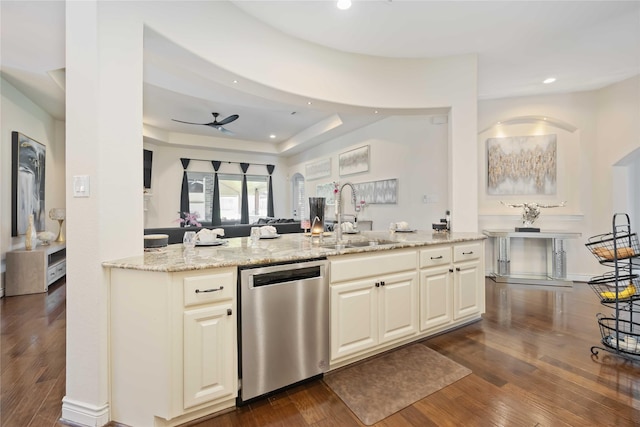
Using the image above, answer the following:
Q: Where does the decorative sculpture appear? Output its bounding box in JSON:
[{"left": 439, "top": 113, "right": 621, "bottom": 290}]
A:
[{"left": 501, "top": 201, "right": 566, "bottom": 231}]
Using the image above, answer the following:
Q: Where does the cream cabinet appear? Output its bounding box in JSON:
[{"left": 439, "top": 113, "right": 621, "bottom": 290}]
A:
[
  {"left": 110, "top": 267, "right": 237, "bottom": 427},
  {"left": 329, "top": 249, "right": 418, "bottom": 362},
  {"left": 419, "top": 242, "right": 485, "bottom": 334},
  {"left": 452, "top": 243, "right": 484, "bottom": 320}
]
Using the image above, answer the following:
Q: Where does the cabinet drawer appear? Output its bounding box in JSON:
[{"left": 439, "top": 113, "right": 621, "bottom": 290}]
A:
[
  {"left": 419, "top": 246, "right": 451, "bottom": 268},
  {"left": 184, "top": 270, "right": 235, "bottom": 307},
  {"left": 330, "top": 249, "right": 416, "bottom": 283},
  {"left": 453, "top": 243, "right": 481, "bottom": 262}
]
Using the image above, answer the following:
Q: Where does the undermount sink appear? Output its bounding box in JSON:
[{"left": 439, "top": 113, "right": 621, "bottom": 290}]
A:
[{"left": 320, "top": 239, "right": 395, "bottom": 250}]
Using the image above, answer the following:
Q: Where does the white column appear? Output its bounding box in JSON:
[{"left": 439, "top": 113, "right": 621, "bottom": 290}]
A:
[{"left": 63, "top": 1, "right": 143, "bottom": 425}]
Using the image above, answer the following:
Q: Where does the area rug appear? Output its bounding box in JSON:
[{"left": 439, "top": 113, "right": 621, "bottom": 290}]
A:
[{"left": 323, "top": 344, "right": 471, "bottom": 425}]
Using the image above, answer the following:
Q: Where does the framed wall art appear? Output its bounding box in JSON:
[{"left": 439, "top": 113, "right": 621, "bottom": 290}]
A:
[
  {"left": 12, "top": 131, "right": 46, "bottom": 236},
  {"left": 487, "top": 134, "right": 557, "bottom": 195},
  {"left": 353, "top": 178, "right": 398, "bottom": 204},
  {"left": 316, "top": 182, "right": 336, "bottom": 205},
  {"left": 305, "top": 157, "right": 331, "bottom": 181},
  {"left": 339, "top": 145, "right": 369, "bottom": 176}
]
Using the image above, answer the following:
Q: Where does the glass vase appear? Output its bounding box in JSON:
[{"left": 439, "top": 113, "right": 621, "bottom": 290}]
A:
[{"left": 309, "top": 197, "right": 326, "bottom": 238}]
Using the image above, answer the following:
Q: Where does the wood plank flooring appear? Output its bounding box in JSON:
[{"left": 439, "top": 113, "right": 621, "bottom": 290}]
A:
[{"left": 2, "top": 279, "right": 639, "bottom": 426}]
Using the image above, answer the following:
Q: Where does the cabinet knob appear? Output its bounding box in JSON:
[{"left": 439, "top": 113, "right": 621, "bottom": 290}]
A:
[
  {"left": 227, "top": 308, "right": 232, "bottom": 316},
  {"left": 381, "top": 281, "right": 386, "bottom": 287},
  {"left": 456, "top": 267, "right": 461, "bottom": 272},
  {"left": 449, "top": 269, "right": 454, "bottom": 273},
  {"left": 375, "top": 282, "right": 380, "bottom": 287}
]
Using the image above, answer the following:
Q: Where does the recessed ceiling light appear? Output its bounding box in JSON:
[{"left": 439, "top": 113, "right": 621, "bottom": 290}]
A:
[
  {"left": 232, "top": 79, "right": 238, "bottom": 84},
  {"left": 337, "top": 0, "right": 352, "bottom": 10},
  {"left": 307, "top": 101, "right": 313, "bottom": 105},
  {"left": 543, "top": 77, "right": 556, "bottom": 84},
  {"left": 269, "top": 134, "right": 276, "bottom": 139},
  {"left": 374, "top": 110, "right": 379, "bottom": 114}
]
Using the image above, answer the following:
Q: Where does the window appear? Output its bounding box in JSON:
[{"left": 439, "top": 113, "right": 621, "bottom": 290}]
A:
[
  {"left": 291, "top": 173, "right": 305, "bottom": 219},
  {"left": 187, "top": 172, "right": 268, "bottom": 223}
]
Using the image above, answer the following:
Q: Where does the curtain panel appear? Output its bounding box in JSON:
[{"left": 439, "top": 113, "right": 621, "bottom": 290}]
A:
[
  {"left": 179, "top": 158, "right": 191, "bottom": 226},
  {"left": 266, "top": 164, "right": 275, "bottom": 218},
  {"left": 211, "top": 161, "right": 222, "bottom": 226},
  {"left": 240, "top": 163, "right": 250, "bottom": 224}
]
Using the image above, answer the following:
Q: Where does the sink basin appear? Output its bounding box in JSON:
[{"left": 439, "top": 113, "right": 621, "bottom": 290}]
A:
[{"left": 320, "top": 239, "right": 395, "bottom": 250}]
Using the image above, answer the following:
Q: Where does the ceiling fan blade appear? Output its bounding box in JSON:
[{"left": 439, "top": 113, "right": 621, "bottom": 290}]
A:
[
  {"left": 215, "top": 114, "right": 239, "bottom": 126},
  {"left": 172, "top": 118, "right": 208, "bottom": 125}
]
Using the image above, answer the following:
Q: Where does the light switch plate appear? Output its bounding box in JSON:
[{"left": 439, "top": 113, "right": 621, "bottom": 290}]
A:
[{"left": 73, "top": 175, "right": 90, "bottom": 197}]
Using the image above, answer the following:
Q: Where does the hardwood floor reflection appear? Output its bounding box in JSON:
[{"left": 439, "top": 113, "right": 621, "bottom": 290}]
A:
[{"left": 2, "top": 279, "right": 639, "bottom": 427}]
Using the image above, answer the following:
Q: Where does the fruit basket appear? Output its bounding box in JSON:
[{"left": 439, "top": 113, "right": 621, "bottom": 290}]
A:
[
  {"left": 596, "top": 314, "right": 640, "bottom": 356},
  {"left": 585, "top": 232, "right": 639, "bottom": 266},
  {"left": 587, "top": 272, "right": 640, "bottom": 304}
]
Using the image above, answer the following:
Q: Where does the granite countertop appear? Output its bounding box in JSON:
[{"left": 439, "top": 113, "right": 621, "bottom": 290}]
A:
[{"left": 103, "top": 230, "right": 487, "bottom": 273}]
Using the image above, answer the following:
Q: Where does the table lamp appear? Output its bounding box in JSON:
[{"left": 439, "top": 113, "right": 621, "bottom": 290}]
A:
[{"left": 49, "top": 208, "right": 66, "bottom": 243}]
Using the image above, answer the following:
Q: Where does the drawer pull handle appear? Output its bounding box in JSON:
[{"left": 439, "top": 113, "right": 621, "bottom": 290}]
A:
[
  {"left": 430, "top": 255, "right": 443, "bottom": 259},
  {"left": 462, "top": 251, "right": 474, "bottom": 255},
  {"left": 195, "top": 286, "right": 224, "bottom": 294}
]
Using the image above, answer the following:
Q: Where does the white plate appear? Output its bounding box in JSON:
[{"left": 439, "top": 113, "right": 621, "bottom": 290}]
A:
[
  {"left": 259, "top": 234, "right": 281, "bottom": 239},
  {"left": 395, "top": 229, "right": 417, "bottom": 233},
  {"left": 195, "top": 240, "right": 227, "bottom": 246}
]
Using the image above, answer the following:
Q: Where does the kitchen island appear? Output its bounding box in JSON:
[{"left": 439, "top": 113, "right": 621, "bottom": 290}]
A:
[{"left": 104, "top": 231, "right": 486, "bottom": 427}]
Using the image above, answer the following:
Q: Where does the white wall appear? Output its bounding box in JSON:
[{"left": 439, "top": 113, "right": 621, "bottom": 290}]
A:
[
  {"left": 0, "top": 77, "right": 65, "bottom": 296},
  {"left": 286, "top": 115, "right": 449, "bottom": 230},
  {"left": 478, "top": 75, "right": 640, "bottom": 280},
  {"left": 143, "top": 141, "right": 287, "bottom": 228}
]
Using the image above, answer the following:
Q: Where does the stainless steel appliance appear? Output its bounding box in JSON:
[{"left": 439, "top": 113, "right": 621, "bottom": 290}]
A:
[{"left": 238, "top": 258, "right": 329, "bottom": 403}]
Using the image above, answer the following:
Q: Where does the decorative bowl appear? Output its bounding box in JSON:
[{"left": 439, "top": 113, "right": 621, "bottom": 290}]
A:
[{"left": 37, "top": 231, "right": 57, "bottom": 245}]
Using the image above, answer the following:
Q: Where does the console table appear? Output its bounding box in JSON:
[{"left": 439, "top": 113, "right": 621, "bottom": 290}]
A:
[
  {"left": 5, "top": 242, "right": 66, "bottom": 296},
  {"left": 483, "top": 229, "right": 581, "bottom": 286}
]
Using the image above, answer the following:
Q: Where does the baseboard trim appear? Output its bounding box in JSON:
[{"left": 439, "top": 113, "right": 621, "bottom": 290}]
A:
[{"left": 61, "top": 396, "right": 110, "bottom": 427}]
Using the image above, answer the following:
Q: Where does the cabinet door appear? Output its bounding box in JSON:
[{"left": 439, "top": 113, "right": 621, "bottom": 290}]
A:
[
  {"left": 330, "top": 279, "right": 378, "bottom": 361},
  {"left": 453, "top": 260, "right": 483, "bottom": 320},
  {"left": 378, "top": 271, "right": 419, "bottom": 344},
  {"left": 420, "top": 265, "right": 453, "bottom": 331},
  {"left": 184, "top": 303, "right": 236, "bottom": 409}
]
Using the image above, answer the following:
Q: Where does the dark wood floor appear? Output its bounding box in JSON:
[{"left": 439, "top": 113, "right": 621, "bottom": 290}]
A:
[{"left": 2, "top": 279, "right": 639, "bottom": 427}]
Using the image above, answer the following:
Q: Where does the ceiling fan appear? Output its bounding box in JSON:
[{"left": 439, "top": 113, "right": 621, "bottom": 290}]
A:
[{"left": 172, "top": 112, "right": 239, "bottom": 135}]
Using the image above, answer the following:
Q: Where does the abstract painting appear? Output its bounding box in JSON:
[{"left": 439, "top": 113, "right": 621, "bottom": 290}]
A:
[
  {"left": 339, "top": 145, "right": 369, "bottom": 176},
  {"left": 12, "top": 131, "right": 46, "bottom": 236},
  {"left": 487, "top": 134, "right": 557, "bottom": 195},
  {"left": 305, "top": 158, "right": 331, "bottom": 181},
  {"left": 354, "top": 179, "right": 398, "bottom": 204}
]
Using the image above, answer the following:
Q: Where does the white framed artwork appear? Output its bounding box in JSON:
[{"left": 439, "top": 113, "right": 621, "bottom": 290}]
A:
[
  {"left": 305, "top": 158, "right": 331, "bottom": 181},
  {"left": 339, "top": 145, "right": 369, "bottom": 176},
  {"left": 487, "top": 134, "right": 557, "bottom": 195}
]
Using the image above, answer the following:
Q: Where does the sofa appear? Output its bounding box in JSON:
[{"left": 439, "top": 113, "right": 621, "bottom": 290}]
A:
[{"left": 144, "top": 218, "right": 303, "bottom": 245}]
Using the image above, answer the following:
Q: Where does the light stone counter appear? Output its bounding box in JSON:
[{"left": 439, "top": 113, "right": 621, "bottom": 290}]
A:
[{"left": 103, "top": 230, "right": 486, "bottom": 272}]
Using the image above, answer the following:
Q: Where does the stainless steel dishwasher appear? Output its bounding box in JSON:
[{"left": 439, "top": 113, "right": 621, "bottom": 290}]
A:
[{"left": 238, "top": 258, "right": 329, "bottom": 403}]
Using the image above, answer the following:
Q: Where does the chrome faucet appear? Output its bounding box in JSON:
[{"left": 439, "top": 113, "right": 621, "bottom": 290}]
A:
[{"left": 336, "top": 182, "right": 357, "bottom": 243}]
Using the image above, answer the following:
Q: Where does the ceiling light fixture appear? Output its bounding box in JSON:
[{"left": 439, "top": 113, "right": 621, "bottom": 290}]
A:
[
  {"left": 543, "top": 77, "right": 556, "bottom": 84},
  {"left": 232, "top": 79, "right": 238, "bottom": 84},
  {"left": 337, "top": 0, "right": 352, "bottom": 10},
  {"left": 270, "top": 134, "right": 276, "bottom": 139},
  {"left": 307, "top": 101, "right": 313, "bottom": 105}
]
